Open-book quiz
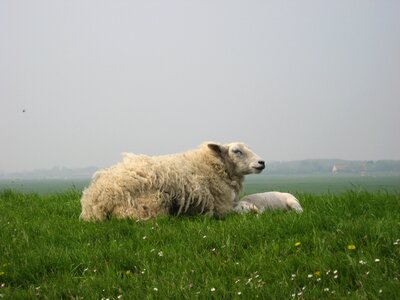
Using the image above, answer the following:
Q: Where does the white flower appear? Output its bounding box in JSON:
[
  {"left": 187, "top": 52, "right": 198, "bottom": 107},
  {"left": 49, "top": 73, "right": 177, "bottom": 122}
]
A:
[
  {"left": 307, "top": 274, "right": 313, "bottom": 278},
  {"left": 210, "top": 288, "right": 216, "bottom": 292},
  {"left": 153, "top": 288, "right": 158, "bottom": 292},
  {"left": 142, "top": 236, "right": 147, "bottom": 240},
  {"left": 237, "top": 292, "right": 242, "bottom": 295},
  {"left": 158, "top": 251, "right": 164, "bottom": 257},
  {"left": 374, "top": 258, "right": 380, "bottom": 263}
]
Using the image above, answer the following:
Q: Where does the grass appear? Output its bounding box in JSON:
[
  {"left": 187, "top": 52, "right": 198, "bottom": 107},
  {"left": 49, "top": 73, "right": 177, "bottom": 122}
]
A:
[
  {"left": 0, "top": 184, "right": 400, "bottom": 298},
  {"left": 1, "top": 174, "right": 399, "bottom": 195}
]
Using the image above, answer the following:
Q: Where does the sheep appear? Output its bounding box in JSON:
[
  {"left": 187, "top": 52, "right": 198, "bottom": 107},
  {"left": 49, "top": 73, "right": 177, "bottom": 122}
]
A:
[
  {"left": 234, "top": 192, "right": 303, "bottom": 214},
  {"left": 80, "top": 142, "right": 265, "bottom": 221}
]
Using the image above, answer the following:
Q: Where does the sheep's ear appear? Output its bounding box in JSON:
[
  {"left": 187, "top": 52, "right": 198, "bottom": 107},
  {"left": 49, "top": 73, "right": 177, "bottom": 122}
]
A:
[{"left": 207, "top": 143, "right": 227, "bottom": 158}]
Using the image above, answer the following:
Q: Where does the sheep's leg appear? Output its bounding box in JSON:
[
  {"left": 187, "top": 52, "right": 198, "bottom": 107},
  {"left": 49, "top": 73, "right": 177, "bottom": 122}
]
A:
[
  {"left": 287, "top": 198, "right": 303, "bottom": 213},
  {"left": 80, "top": 203, "right": 108, "bottom": 221}
]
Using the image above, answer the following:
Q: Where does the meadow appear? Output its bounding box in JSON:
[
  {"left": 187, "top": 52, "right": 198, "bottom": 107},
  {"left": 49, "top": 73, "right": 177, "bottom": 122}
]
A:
[{"left": 0, "top": 176, "right": 399, "bottom": 299}]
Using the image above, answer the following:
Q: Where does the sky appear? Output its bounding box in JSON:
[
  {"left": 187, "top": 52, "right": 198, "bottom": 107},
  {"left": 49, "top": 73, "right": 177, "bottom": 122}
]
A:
[{"left": 1, "top": 1, "right": 400, "bottom": 173}]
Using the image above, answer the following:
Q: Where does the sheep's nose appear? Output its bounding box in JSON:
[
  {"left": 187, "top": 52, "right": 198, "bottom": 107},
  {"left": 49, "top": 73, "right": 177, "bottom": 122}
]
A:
[{"left": 258, "top": 160, "right": 265, "bottom": 167}]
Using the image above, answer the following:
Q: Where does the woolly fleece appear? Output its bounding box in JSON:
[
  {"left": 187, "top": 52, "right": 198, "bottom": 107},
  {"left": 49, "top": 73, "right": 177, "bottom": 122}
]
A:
[{"left": 80, "top": 142, "right": 264, "bottom": 221}]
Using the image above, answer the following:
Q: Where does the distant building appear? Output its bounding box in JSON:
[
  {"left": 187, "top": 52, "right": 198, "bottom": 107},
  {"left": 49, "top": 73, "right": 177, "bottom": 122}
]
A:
[
  {"left": 332, "top": 162, "right": 368, "bottom": 174},
  {"left": 332, "top": 164, "right": 349, "bottom": 174}
]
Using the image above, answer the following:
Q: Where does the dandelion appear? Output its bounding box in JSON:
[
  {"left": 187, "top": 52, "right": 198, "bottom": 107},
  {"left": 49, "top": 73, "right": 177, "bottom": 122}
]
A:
[
  {"left": 294, "top": 242, "right": 301, "bottom": 247},
  {"left": 0, "top": 272, "right": 4, "bottom": 276},
  {"left": 314, "top": 271, "right": 321, "bottom": 277},
  {"left": 210, "top": 288, "right": 216, "bottom": 292},
  {"left": 347, "top": 244, "right": 356, "bottom": 250}
]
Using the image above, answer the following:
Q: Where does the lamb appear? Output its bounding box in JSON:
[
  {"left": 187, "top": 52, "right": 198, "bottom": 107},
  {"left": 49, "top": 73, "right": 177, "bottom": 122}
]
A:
[
  {"left": 234, "top": 192, "right": 303, "bottom": 214},
  {"left": 80, "top": 142, "right": 265, "bottom": 221}
]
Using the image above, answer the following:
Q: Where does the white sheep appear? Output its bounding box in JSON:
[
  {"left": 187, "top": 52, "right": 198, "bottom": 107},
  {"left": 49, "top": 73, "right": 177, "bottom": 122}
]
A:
[
  {"left": 234, "top": 192, "right": 303, "bottom": 214},
  {"left": 80, "top": 142, "right": 265, "bottom": 221}
]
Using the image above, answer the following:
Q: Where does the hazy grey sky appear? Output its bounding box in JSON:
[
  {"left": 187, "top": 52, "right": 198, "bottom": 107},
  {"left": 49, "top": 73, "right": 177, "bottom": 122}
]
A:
[{"left": 1, "top": 1, "right": 399, "bottom": 173}]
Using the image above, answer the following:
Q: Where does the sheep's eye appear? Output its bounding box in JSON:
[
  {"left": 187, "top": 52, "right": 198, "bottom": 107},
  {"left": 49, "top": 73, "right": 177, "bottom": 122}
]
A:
[{"left": 232, "top": 149, "right": 243, "bottom": 155}]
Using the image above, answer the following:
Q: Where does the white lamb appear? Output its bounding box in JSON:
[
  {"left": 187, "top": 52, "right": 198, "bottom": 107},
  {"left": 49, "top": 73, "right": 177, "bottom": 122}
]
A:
[
  {"left": 235, "top": 192, "right": 303, "bottom": 214},
  {"left": 80, "top": 142, "right": 265, "bottom": 221}
]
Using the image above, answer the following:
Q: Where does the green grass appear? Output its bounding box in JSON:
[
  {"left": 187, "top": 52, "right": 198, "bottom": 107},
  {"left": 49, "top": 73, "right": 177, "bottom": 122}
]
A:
[
  {"left": 244, "top": 175, "right": 400, "bottom": 195},
  {"left": 1, "top": 186, "right": 400, "bottom": 298},
  {"left": 1, "top": 175, "right": 399, "bottom": 195}
]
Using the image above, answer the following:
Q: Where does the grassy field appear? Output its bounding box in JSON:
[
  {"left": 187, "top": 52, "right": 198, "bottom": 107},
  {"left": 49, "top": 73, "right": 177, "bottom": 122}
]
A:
[
  {"left": 1, "top": 174, "right": 399, "bottom": 195},
  {"left": 1, "top": 176, "right": 399, "bottom": 299}
]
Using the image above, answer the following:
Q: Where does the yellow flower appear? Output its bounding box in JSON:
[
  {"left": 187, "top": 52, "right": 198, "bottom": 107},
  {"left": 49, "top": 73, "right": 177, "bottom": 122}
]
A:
[
  {"left": 0, "top": 271, "right": 5, "bottom": 276},
  {"left": 294, "top": 242, "right": 301, "bottom": 247},
  {"left": 314, "top": 271, "right": 321, "bottom": 277},
  {"left": 347, "top": 244, "right": 356, "bottom": 250}
]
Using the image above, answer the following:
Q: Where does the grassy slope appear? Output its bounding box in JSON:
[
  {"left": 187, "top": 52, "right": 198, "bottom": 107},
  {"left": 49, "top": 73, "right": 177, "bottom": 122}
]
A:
[{"left": 0, "top": 189, "right": 399, "bottom": 299}]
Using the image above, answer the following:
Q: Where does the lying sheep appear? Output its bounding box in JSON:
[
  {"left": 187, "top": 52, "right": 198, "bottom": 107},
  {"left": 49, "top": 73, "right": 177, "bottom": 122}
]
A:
[
  {"left": 234, "top": 192, "right": 303, "bottom": 214},
  {"left": 80, "top": 142, "right": 265, "bottom": 221}
]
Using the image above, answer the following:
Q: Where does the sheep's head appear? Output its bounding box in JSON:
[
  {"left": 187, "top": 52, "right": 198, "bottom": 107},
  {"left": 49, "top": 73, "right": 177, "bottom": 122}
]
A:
[{"left": 207, "top": 142, "right": 265, "bottom": 176}]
